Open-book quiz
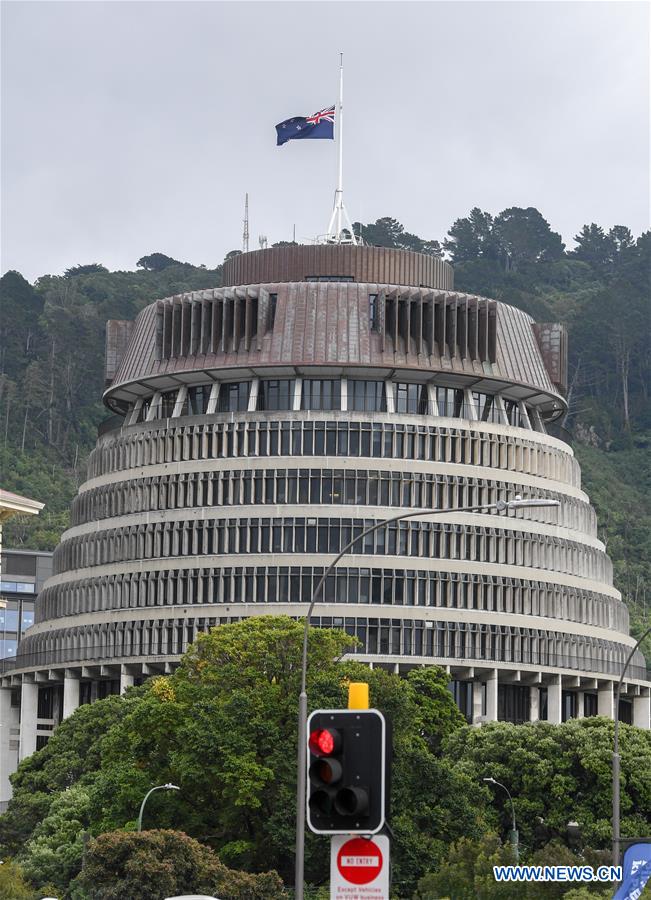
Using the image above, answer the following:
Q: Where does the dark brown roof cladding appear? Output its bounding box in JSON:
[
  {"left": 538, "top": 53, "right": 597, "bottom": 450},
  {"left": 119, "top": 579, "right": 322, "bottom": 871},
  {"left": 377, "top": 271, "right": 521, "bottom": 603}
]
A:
[
  {"left": 222, "top": 244, "right": 453, "bottom": 290},
  {"left": 106, "top": 282, "right": 562, "bottom": 408}
]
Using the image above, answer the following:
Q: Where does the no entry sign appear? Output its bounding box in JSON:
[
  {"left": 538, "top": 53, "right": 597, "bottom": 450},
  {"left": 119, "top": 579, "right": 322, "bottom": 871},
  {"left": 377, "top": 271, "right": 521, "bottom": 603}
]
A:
[{"left": 330, "top": 835, "right": 389, "bottom": 899}]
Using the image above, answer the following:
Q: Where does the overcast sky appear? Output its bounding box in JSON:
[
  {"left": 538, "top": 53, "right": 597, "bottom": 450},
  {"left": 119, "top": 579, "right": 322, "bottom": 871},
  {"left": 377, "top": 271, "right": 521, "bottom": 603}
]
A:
[{"left": 1, "top": 0, "right": 649, "bottom": 281}]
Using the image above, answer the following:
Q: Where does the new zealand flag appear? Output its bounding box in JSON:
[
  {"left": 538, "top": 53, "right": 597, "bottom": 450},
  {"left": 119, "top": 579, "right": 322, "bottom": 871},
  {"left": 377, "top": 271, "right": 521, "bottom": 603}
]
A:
[{"left": 276, "top": 105, "right": 335, "bottom": 146}]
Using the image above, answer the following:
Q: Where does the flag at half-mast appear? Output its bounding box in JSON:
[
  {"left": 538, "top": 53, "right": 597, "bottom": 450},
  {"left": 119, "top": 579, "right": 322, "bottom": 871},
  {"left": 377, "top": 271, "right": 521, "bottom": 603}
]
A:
[{"left": 275, "top": 105, "right": 335, "bottom": 146}]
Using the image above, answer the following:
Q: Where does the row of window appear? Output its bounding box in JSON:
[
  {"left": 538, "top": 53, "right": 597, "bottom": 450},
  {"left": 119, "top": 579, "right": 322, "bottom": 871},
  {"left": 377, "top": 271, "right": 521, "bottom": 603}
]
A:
[
  {"left": 37, "top": 565, "right": 627, "bottom": 634},
  {"left": 89, "top": 420, "right": 580, "bottom": 488},
  {"left": 0, "top": 609, "right": 34, "bottom": 632},
  {"left": 130, "top": 379, "right": 535, "bottom": 426},
  {"left": 73, "top": 466, "right": 593, "bottom": 536},
  {"left": 18, "top": 613, "right": 645, "bottom": 681},
  {"left": 53, "top": 515, "right": 611, "bottom": 586},
  {"left": 0, "top": 581, "right": 35, "bottom": 594}
]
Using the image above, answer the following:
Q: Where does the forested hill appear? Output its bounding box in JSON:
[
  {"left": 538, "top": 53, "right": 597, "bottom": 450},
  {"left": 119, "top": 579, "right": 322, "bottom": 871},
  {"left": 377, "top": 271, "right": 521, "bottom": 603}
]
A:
[{"left": 1, "top": 210, "right": 650, "bottom": 656}]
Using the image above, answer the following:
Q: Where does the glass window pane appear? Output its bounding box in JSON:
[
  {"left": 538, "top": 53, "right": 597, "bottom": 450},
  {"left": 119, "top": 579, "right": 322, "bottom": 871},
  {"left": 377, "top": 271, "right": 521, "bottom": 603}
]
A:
[{"left": 218, "top": 382, "right": 250, "bottom": 412}]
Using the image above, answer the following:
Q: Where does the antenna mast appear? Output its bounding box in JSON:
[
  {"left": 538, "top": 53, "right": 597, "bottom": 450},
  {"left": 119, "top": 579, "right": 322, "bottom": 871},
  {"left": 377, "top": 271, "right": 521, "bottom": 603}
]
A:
[
  {"left": 242, "top": 193, "right": 250, "bottom": 253},
  {"left": 323, "top": 54, "right": 357, "bottom": 245}
]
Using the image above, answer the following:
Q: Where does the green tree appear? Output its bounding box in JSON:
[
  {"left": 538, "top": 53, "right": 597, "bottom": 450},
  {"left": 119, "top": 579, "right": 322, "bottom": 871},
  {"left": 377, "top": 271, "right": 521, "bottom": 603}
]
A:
[
  {"left": 81, "top": 618, "right": 473, "bottom": 893},
  {"left": 444, "top": 207, "right": 499, "bottom": 264},
  {"left": 0, "top": 696, "right": 128, "bottom": 857},
  {"left": 571, "top": 224, "right": 615, "bottom": 272},
  {"left": 353, "top": 217, "right": 442, "bottom": 256},
  {"left": 493, "top": 207, "right": 564, "bottom": 270},
  {"left": 19, "top": 785, "right": 90, "bottom": 892},
  {"left": 136, "top": 252, "right": 184, "bottom": 271},
  {"left": 64, "top": 264, "right": 108, "bottom": 277},
  {"left": 415, "top": 831, "right": 522, "bottom": 899},
  {"left": 0, "top": 270, "right": 44, "bottom": 380},
  {"left": 68, "top": 829, "right": 287, "bottom": 900},
  {"left": 0, "top": 859, "right": 35, "bottom": 900},
  {"left": 442, "top": 719, "right": 651, "bottom": 852}
]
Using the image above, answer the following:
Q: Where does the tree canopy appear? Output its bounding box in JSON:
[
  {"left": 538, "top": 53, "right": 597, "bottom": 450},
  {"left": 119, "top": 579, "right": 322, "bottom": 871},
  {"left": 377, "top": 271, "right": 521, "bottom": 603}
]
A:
[
  {"left": 0, "top": 617, "right": 480, "bottom": 896},
  {"left": 136, "top": 252, "right": 186, "bottom": 271}
]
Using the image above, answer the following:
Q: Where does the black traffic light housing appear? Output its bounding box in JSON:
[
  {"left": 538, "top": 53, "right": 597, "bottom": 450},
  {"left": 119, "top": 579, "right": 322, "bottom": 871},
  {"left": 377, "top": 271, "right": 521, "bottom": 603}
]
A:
[{"left": 306, "top": 708, "right": 389, "bottom": 835}]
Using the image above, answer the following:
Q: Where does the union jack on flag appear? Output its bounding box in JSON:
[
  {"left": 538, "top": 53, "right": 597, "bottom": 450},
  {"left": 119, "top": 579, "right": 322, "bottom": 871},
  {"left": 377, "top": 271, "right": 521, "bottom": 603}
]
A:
[{"left": 276, "top": 105, "right": 336, "bottom": 146}]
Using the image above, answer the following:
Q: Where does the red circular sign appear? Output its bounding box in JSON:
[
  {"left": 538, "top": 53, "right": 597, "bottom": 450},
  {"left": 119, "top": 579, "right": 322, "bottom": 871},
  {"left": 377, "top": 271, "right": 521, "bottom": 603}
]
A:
[{"left": 336, "top": 837, "right": 383, "bottom": 885}]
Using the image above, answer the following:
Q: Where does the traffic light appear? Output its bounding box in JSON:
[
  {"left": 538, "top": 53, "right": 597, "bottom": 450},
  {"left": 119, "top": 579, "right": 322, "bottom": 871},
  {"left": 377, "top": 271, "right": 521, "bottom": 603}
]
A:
[{"left": 306, "top": 708, "right": 388, "bottom": 835}]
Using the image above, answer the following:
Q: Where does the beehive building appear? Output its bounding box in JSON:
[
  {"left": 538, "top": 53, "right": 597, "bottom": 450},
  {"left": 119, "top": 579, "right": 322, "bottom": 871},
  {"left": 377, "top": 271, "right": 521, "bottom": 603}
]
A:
[{"left": 4, "top": 245, "right": 649, "bottom": 775}]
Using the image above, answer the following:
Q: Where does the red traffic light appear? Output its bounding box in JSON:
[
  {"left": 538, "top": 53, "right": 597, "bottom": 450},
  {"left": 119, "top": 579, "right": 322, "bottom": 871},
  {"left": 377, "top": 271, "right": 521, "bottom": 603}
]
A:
[{"left": 309, "top": 728, "right": 341, "bottom": 756}]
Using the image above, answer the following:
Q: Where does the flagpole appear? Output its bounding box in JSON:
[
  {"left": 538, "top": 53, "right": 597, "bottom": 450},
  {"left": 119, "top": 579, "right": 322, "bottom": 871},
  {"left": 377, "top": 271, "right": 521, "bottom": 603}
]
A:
[
  {"left": 325, "top": 53, "right": 357, "bottom": 244},
  {"left": 336, "top": 52, "right": 344, "bottom": 239}
]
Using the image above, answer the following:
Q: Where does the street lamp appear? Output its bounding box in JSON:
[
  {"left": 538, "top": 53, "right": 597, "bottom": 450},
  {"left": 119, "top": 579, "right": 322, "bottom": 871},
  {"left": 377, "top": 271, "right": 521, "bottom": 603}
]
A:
[
  {"left": 293, "top": 494, "right": 560, "bottom": 897},
  {"left": 137, "top": 783, "right": 180, "bottom": 832},
  {"left": 484, "top": 777, "right": 519, "bottom": 862},
  {"left": 612, "top": 624, "right": 651, "bottom": 866}
]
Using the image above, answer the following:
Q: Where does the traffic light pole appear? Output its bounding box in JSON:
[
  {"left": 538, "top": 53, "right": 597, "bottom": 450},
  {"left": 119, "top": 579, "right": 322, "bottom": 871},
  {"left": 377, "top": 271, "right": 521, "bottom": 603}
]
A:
[{"left": 294, "top": 496, "right": 560, "bottom": 898}]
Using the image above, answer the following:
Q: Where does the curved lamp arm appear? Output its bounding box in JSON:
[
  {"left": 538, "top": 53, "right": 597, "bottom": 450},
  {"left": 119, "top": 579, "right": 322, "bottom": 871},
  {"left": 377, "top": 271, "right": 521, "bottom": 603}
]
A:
[{"left": 137, "top": 783, "right": 180, "bottom": 832}]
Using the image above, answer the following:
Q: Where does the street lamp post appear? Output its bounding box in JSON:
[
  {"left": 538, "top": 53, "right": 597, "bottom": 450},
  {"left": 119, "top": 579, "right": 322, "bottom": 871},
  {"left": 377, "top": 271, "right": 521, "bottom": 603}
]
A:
[
  {"left": 612, "top": 625, "right": 651, "bottom": 866},
  {"left": 293, "top": 495, "right": 560, "bottom": 898},
  {"left": 484, "top": 777, "right": 519, "bottom": 862},
  {"left": 137, "top": 783, "right": 180, "bottom": 832}
]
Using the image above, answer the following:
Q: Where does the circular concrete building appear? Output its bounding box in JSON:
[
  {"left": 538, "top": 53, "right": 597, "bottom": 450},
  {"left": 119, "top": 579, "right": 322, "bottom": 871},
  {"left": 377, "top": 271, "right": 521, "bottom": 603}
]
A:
[{"left": 5, "top": 245, "right": 649, "bottom": 769}]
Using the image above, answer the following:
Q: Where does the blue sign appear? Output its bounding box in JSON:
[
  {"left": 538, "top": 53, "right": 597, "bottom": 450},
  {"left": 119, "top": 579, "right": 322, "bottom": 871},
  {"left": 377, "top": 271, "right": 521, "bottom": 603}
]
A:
[{"left": 613, "top": 842, "right": 651, "bottom": 900}]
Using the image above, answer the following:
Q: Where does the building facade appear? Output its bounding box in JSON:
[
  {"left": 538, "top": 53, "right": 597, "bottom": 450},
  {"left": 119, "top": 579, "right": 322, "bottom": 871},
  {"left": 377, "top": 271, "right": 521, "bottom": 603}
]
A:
[
  {"left": 0, "top": 491, "right": 46, "bottom": 809},
  {"left": 0, "top": 549, "right": 52, "bottom": 663},
  {"left": 3, "top": 245, "right": 649, "bottom": 788}
]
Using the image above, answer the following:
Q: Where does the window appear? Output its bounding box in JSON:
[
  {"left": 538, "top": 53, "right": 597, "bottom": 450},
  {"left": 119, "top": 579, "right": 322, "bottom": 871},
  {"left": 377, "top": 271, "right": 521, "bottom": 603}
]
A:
[
  {"left": 395, "top": 383, "right": 428, "bottom": 415},
  {"left": 258, "top": 380, "right": 294, "bottom": 411},
  {"left": 218, "top": 382, "right": 250, "bottom": 412},
  {"left": 305, "top": 275, "right": 354, "bottom": 282},
  {"left": 583, "top": 693, "right": 598, "bottom": 717},
  {"left": 301, "top": 380, "right": 341, "bottom": 411},
  {"left": 369, "top": 294, "right": 379, "bottom": 331},
  {"left": 436, "top": 387, "right": 463, "bottom": 418},
  {"left": 349, "top": 381, "right": 386, "bottom": 412},
  {"left": 188, "top": 385, "right": 210, "bottom": 415},
  {"left": 159, "top": 390, "right": 178, "bottom": 419},
  {"left": 0, "top": 610, "right": 19, "bottom": 631}
]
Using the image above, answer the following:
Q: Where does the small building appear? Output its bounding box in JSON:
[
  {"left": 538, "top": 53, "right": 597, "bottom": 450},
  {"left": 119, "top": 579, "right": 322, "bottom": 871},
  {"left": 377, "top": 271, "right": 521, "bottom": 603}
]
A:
[{"left": 0, "top": 491, "right": 45, "bottom": 809}]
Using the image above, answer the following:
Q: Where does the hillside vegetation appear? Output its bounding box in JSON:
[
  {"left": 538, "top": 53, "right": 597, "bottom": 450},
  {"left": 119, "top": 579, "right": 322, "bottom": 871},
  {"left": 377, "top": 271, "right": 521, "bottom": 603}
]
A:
[{"left": 1, "top": 211, "right": 649, "bottom": 658}]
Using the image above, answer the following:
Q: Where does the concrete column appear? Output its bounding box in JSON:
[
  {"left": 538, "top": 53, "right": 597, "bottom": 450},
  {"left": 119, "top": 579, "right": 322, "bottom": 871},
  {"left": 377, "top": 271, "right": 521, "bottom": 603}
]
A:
[
  {"left": 493, "top": 395, "right": 508, "bottom": 425},
  {"left": 463, "top": 389, "right": 478, "bottom": 421},
  {"left": 127, "top": 399, "right": 143, "bottom": 425},
  {"left": 119, "top": 668, "right": 135, "bottom": 695},
  {"left": 206, "top": 382, "right": 220, "bottom": 414},
  {"left": 598, "top": 682, "right": 614, "bottom": 719},
  {"left": 145, "top": 392, "right": 161, "bottom": 421},
  {"left": 530, "top": 407, "right": 545, "bottom": 432},
  {"left": 633, "top": 692, "right": 650, "bottom": 730},
  {"left": 62, "top": 673, "right": 80, "bottom": 719},
  {"left": 486, "top": 669, "right": 498, "bottom": 722},
  {"left": 0, "top": 688, "right": 18, "bottom": 806},
  {"left": 19, "top": 681, "right": 39, "bottom": 761},
  {"left": 427, "top": 384, "right": 438, "bottom": 416},
  {"left": 517, "top": 401, "right": 532, "bottom": 429},
  {"left": 472, "top": 681, "right": 484, "bottom": 725},
  {"left": 529, "top": 686, "right": 540, "bottom": 722},
  {"left": 576, "top": 691, "right": 585, "bottom": 719},
  {"left": 293, "top": 378, "right": 302, "bottom": 412},
  {"left": 171, "top": 385, "right": 188, "bottom": 417},
  {"left": 384, "top": 381, "right": 395, "bottom": 414},
  {"left": 247, "top": 378, "right": 259, "bottom": 412},
  {"left": 340, "top": 378, "right": 348, "bottom": 411},
  {"left": 547, "top": 675, "right": 562, "bottom": 724}
]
